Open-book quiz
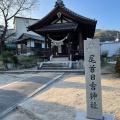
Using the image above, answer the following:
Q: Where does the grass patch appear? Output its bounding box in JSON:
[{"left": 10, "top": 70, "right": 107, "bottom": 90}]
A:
[
  {"left": 0, "top": 61, "right": 3, "bottom": 67},
  {"left": 0, "top": 55, "right": 43, "bottom": 68},
  {"left": 101, "top": 61, "right": 116, "bottom": 73},
  {"left": 101, "top": 61, "right": 113, "bottom": 67},
  {"left": 17, "top": 55, "right": 43, "bottom": 65},
  {"left": 0, "top": 56, "right": 3, "bottom": 67}
]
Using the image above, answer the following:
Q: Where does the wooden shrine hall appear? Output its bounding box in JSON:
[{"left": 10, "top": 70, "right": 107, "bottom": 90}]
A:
[{"left": 28, "top": 0, "right": 97, "bottom": 62}]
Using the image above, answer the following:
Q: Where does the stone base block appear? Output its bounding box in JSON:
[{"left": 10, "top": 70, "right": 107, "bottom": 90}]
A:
[{"left": 75, "top": 111, "right": 115, "bottom": 120}]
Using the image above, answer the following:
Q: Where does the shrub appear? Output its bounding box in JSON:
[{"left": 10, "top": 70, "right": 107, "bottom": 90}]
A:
[
  {"left": 2, "top": 51, "right": 15, "bottom": 59},
  {"left": 1, "top": 51, "right": 19, "bottom": 69},
  {"left": 101, "top": 50, "right": 108, "bottom": 58},
  {"left": 115, "top": 57, "right": 120, "bottom": 74},
  {"left": 12, "top": 56, "right": 19, "bottom": 68},
  {"left": 115, "top": 48, "right": 120, "bottom": 56},
  {"left": 0, "top": 61, "right": 3, "bottom": 67},
  {"left": 18, "top": 55, "right": 42, "bottom": 65}
]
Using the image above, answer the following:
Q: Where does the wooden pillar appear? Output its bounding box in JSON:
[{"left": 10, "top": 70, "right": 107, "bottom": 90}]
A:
[
  {"left": 55, "top": 46, "right": 58, "bottom": 56},
  {"left": 49, "top": 39, "right": 51, "bottom": 54},
  {"left": 68, "top": 33, "right": 71, "bottom": 61},
  {"left": 44, "top": 35, "right": 47, "bottom": 52},
  {"left": 48, "top": 38, "right": 50, "bottom": 61},
  {"left": 30, "top": 38, "right": 31, "bottom": 53},
  {"left": 78, "top": 30, "right": 83, "bottom": 56},
  {"left": 16, "top": 44, "right": 17, "bottom": 54},
  {"left": 21, "top": 42, "right": 23, "bottom": 54},
  {"left": 44, "top": 35, "right": 48, "bottom": 58}
]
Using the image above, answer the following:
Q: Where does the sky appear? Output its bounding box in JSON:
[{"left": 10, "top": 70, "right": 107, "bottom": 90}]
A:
[{"left": 7, "top": 0, "right": 120, "bottom": 31}]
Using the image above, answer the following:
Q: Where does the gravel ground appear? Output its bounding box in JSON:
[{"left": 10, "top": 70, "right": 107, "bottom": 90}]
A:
[{"left": 2, "top": 73, "right": 120, "bottom": 120}]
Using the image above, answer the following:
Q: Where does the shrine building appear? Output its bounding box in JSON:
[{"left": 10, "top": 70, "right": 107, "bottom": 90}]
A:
[{"left": 28, "top": 0, "right": 97, "bottom": 61}]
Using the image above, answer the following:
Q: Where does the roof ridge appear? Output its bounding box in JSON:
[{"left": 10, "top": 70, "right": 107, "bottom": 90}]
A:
[
  {"left": 54, "top": 0, "right": 65, "bottom": 7},
  {"left": 62, "top": 6, "right": 96, "bottom": 22},
  {"left": 28, "top": 4, "right": 97, "bottom": 31}
]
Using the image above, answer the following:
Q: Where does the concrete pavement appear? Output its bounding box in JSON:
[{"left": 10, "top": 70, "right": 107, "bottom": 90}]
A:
[{"left": 0, "top": 72, "right": 64, "bottom": 118}]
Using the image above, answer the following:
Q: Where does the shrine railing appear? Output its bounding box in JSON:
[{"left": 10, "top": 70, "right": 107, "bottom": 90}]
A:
[{"left": 37, "top": 49, "right": 52, "bottom": 60}]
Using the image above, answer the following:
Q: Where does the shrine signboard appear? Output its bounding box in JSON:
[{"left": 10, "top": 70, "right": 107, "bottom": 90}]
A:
[{"left": 84, "top": 39, "right": 103, "bottom": 120}]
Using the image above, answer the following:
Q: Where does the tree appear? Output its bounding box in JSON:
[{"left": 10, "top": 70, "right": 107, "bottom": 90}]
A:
[
  {"left": 101, "top": 50, "right": 108, "bottom": 58},
  {"left": 115, "top": 57, "right": 120, "bottom": 75},
  {"left": 0, "top": 0, "right": 39, "bottom": 54},
  {"left": 115, "top": 48, "right": 120, "bottom": 56},
  {"left": 94, "top": 30, "right": 120, "bottom": 42}
]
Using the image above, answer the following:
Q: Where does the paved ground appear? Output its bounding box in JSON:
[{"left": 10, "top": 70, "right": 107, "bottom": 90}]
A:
[
  {"left": 1, "top": 73, "right": 120, "bottom": 120},
  {"left": 0, "top": 72, "right": 63, "bottom": 117},
  {"left": 0, "top": 73, "right": 34, "bottom": 87}
]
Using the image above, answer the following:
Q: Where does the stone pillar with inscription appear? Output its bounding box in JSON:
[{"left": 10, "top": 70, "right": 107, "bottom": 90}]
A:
[
  {"left": 75, "top": 39, "right": 115, "bottom": 120},
  {"left": 84, "top": 39, "right": 103, "bottom": 119}
]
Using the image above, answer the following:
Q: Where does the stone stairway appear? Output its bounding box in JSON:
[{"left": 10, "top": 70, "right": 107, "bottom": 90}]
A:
[{"left": 37, "top": 57, "right": 72, "bottom": 70}]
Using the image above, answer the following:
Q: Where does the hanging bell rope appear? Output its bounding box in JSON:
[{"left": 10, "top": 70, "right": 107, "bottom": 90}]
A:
[{"left": 47, "top": 34, "right": 69, "bottom": 46}]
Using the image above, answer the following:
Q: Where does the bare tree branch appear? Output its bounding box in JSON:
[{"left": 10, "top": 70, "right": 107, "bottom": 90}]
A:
[{"left": 0, "top": 0, "right": 40, "bottom": 53}]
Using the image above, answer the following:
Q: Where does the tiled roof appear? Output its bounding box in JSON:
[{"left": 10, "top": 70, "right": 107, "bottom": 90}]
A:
[
  {"left": 27, "top": 7, "right": 57, "bottom": 30},
  {"left": 54, "top": 0, "right": 65, "bottom": 7},
  {"left": 23, "top": 33, "right": 44, "bottom": 40},
  {"left": 62, "top": 6, "right": 96, "bottom": 23},
  {"left": 28, "top": 5, "right": 96, "bottom": 31},
  {"left": 12, "top": 33, "right": 44, "bottom": 42},
  {"left": 35, "top": 23, "right": 78, "bottom": 32},
  {"left": 12, "top": 38, "right": 28, "bottom": 42}
]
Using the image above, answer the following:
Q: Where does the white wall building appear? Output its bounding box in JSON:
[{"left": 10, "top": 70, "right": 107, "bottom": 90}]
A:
[
  {"left": 14, "top": 33, "right": 44, "bottom": 54},
  {"left": 5, "top": 16, "right": 45, "bottom": 54},
  {"left": 6, "top": 16, "right": 41, "bottom": 41},
  {"left": 13, "top": 16, "right": 39, "bottom": 37},
  {"left": 100, "top": 41, "right": 120, "bottom": 57}
]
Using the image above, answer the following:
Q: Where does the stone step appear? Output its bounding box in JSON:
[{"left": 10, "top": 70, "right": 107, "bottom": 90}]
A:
[
  {"left": 38, "top": 61, "right": 72, "bottom": 70},
  {"left": 42, "top": 63, "right": 69, "bottom": 67},
  {"left": 42, "top": 65, "right": 69, "bottom": 67},
  {"left": 51, "top": 57, "right": 68, "bottom": 61},
  {"left": 40, "top": 67, "right": 70, "bottom": 69}
]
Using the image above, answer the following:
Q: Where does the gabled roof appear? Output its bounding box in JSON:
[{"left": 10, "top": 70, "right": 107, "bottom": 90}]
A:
[
  {"left": 28, "top": 2, "right": 97, "bottom": 31},
  {"left": 22, "top": 33, "right": 44, "bottom": 41},
  {"left": 35, "top": 23, "right": 78, "bottom": 33},
  {"left": 28, "top": 0, "right": 97, "bottom": 38},
  {"left": 12, "top": 33, "right": 44, "bottom": 43}
]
